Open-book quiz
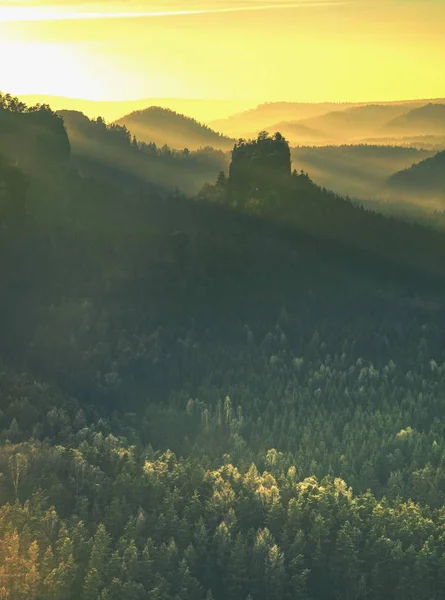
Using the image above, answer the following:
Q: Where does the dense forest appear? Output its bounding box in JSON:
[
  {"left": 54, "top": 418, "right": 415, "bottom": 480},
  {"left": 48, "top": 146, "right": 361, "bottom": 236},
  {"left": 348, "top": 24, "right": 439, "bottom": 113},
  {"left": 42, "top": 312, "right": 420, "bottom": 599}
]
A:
[{"left": 2, "top": 93, "right": 445, "bottom": 600}]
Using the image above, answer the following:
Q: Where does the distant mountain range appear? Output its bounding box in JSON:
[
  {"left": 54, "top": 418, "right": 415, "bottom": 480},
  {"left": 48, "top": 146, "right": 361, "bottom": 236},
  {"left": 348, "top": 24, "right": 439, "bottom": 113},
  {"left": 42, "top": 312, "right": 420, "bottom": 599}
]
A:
[
  {"left": 115, "top": 106, "right": 234, "bottom": 151},
  {"left": 210, "top": 99, "right": 445, "bottom": 147},
  {"left": 385, "top": 104, "right": 445, "bottom": 136},
  {"left": 244, "top": 122, "right": 330, "bottom": 145},
  {"left": 298, "top": 104, "right": 420, "bottom": 140},
  {"left": 20, "top": 95, "right": 254, "bottom": 124},
  {"left": 19, "top": 94, "right": 445, "bottom": 150},
  {"left": 7, "top": 92, "right": 444, "bottom": 210},
  {"left": 209, "top": 101, "right": 365, "bottom": 136}
]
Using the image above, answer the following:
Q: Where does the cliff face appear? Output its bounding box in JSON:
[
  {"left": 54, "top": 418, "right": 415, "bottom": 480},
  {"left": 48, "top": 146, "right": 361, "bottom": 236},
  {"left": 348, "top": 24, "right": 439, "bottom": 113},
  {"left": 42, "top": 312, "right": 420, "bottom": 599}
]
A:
[
  {"left": 0, "top": 106, "right": 70, "bottom": 176},
  {"left": 229, "top": 132, "right": 291, "bottom": 194}
]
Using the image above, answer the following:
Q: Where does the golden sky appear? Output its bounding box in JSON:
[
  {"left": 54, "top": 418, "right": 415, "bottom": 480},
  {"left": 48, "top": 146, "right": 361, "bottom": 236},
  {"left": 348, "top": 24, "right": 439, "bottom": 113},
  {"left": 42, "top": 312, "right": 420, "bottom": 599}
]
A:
[{"left": 0, "top": 0, "right": 444, "bottom": 102}]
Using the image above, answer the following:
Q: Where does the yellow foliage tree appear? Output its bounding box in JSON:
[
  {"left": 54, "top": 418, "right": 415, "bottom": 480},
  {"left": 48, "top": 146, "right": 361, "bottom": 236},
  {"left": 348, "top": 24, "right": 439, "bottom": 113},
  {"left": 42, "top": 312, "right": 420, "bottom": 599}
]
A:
[{"left": 0, "top": 530, "right": 40, "bottom": 600}]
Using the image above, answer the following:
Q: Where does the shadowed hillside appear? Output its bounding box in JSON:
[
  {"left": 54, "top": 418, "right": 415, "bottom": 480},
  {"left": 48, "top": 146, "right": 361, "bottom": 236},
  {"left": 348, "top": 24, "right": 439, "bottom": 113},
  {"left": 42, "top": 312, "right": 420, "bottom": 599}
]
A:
[
  {"left": 290, "top": 145, "right": 434, "bottom": 200},
  {"left": 199, "top": 133, "right": 445, "bottom": 279},
  {"left": 115, "top": 106, "right": 234, "bottom": 151},
  {"left": 59, "top": 109, "right": 229, "bottom": 195},
  {"left": 387, "top": 149, "right": 445, "bottom": 206}
]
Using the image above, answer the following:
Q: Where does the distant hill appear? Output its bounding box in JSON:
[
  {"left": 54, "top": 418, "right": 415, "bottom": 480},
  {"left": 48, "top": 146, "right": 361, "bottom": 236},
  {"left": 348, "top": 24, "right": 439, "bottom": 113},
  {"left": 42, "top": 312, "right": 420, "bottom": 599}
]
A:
[
  {"left": 21, "top": 95, "right": 254, "bottom": 124},
  {"left": 115, "top": 106, "right": 234, "bottom": 151},
  {"left": 209, "top": 101, "right": 363, "bottom": 136},
  {"left": 59, "top": 110, "right": 229, "bottom": 195},
  {"left": 297, "top": 104, "right": 420, "bottom": 143},
  {"left": 213, "top": 99, "right": 445, "bottom": 145},
  {"left": 244, "top": 121, "right": 329, "bottom": 144},
  {"left": 384, "top": 104, "right": 445, "bottom": 136},
  {"left": 353, "top": 135, "right": 445, "bottom": 151},
  {"left": 387, "top": 150, "right": 445, "bottom": 204}
]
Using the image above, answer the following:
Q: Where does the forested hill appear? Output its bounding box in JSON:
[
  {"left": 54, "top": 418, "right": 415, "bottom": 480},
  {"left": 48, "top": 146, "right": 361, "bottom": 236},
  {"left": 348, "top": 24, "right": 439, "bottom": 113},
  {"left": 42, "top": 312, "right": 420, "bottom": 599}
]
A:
[
  {"left": 200, "top": 134, "right": 445, "bottom": 280},
  {"left": 59, "top": 109, "right": 229, "bottom": 195},
  {"left": 3, "top": 102, "right": 445, "bottom": 600},
  {"left": 289, "top": 145, "right": 435, "bottom": 201},
  {"left": 115, "top": 106, "right": 235, "bottom": 151},
  {"left": 387, "top": 149, "right": 445, "bottom": 202}
]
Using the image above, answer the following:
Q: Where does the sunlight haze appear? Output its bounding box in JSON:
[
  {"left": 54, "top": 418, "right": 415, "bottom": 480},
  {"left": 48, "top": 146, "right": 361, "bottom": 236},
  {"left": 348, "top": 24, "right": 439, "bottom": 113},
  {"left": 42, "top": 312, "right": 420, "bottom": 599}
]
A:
[{"left": 1, "top": 0, "right": 444, "bottom": 103}]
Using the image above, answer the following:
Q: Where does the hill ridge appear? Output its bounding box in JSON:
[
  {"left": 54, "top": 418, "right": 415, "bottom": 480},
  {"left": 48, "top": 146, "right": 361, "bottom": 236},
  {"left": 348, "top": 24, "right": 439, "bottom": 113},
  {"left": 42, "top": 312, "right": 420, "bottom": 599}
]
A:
[{"left": 115, "top": 105, "right": 235, "bottom": 151}]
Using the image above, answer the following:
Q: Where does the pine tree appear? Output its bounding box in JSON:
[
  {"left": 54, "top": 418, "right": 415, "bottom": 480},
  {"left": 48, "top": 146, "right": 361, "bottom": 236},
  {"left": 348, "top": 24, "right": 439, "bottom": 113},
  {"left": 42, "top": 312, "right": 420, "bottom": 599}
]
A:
[
  {"left": 83, "top": 524, "right": 111, "bottom": 600},
  {"left": 43, "top": 531, "right": 76, "bottom": 600}
]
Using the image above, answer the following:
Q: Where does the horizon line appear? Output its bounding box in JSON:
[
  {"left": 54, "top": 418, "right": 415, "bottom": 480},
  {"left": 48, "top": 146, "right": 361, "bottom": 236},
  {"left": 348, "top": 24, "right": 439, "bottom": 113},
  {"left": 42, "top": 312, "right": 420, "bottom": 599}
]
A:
[{"left": 15, "top": 93, "right": 445, "bottom": 105}]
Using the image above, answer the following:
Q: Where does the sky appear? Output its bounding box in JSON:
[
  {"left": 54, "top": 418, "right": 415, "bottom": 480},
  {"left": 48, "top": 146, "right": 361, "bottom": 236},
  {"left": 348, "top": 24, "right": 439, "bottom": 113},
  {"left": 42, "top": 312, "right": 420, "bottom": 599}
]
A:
[{"left": 0, "top": 0, "right": 444, "bottom": 103}]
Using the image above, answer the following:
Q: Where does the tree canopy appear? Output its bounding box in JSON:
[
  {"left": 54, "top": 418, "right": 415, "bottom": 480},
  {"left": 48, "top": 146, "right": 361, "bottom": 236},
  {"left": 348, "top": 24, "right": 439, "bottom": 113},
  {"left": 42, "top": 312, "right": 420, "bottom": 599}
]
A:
[{"left": 2, "top": 94, "right": 445, "bottom": 600}]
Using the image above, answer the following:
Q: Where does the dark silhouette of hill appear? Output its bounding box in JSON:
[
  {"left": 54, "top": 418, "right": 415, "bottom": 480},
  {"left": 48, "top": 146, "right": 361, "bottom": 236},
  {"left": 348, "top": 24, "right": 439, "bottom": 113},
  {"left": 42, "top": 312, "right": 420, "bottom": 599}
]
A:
[
  {"left": 387, "top": 150, "right": 445, "bottom": 203},
  {"left": 115, "top": 106, "right": 234, "bottom": 151},
  {"left": 384, "top": 103, "right": 445, "bottom": 136},
  {"left": 59, "top": 109, "right": 229, "bottom": 195}
]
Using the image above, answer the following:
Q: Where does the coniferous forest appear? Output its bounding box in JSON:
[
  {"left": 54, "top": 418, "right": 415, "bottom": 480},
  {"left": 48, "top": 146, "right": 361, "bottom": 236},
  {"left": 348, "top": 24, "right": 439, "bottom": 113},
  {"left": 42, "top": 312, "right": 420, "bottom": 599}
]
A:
[{"left": 2, "top": 93, "right": 445, "bottom": 600}]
